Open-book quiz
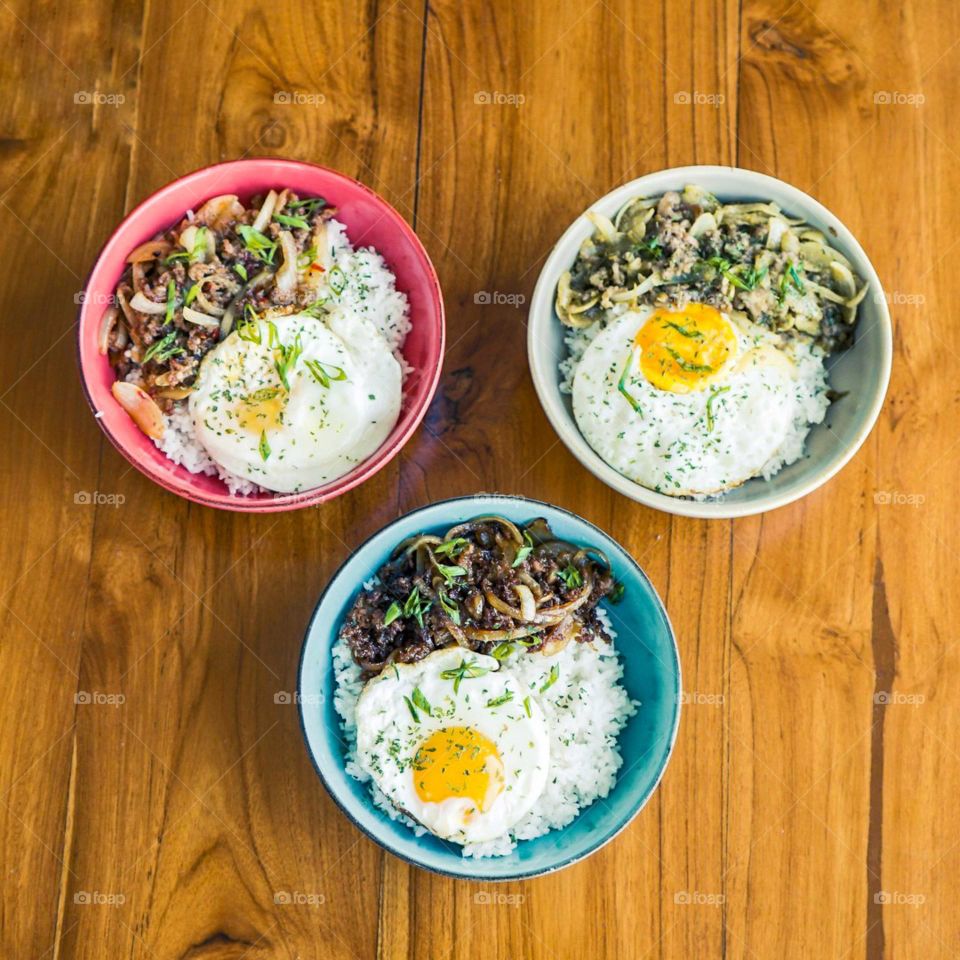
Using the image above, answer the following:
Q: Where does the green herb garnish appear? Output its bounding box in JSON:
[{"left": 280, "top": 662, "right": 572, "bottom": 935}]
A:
[
  {"left": 244, "top": 386, "right": 281, "bottom": 404},
  {"left": 523, "top": 696, "right": 532, "bottom": 717},
  {"left": 141, "top": 329, "right": 184, "bottom": 365},
  {"left": 233, "top": 263, "right": 248, "bottom": 282},
  {"left": 787, "top": 261, "right": 805, "bottom": 293},
  {"left": 411, "top": 687, "right": 432, "bottom": 717},
  {"left": 164, "top": 280, "right": 177, "bottom": 325},
  {"left": 440, "top": 658, "right": 491, "bottom": 694},
  {"left": 304, "top": 359, "right": 347, "bottom": 388},
  {"left": 236, "top": 304, "right": 262, "bottom": 344},
  {"left": 258, "top": 431, "right": 271, "bottom": 461},
  {"left": 617, "top": 348, "right": 643, "bottom": 416},
  {"left": 665, "top": 346, "right": 714, "bottom": 374},
  {"left": 402, "top": 586, "right": 431, "bottom": 628},
  {"left": 190, "top": 226, "right": 209, "bottom": 261},
  {"left": 558, "top": 564, "right": 583, "bottom": 589},
  {"left": 403, "top": 695, "right": 420, "bottom": 723},
  {"left": 328, "top": 264, "right": 346, "bottom": 295},
  {"left": 664, "top": 321, "right": 703, "bottom": 339},
  {"left": 609, "top": 581, "right": 626, "bottom": 604},
  {"left": 274, "top": 333, "right": 303, "bottom": 391},
  {"left": 706, "top": 385, "right": 730, "bottom": 432},
  {"left": 438, "top": 589, "right": 461, "bottom": 625},
  {"left": 184, "top": 281, "right": 201, "bottom": 306},
  {"left": 286, "top": 197, "right": 327, "bottom": 216},
  {"left": 435, "top": 537, "right": 469, "bottom": 559},
  {"left": 486, "top": 691, "right": 514, "bottom": 708},
  {"left": 540, "top": 663, "right": 560, "bottom": 693},
  {"left": 383, "top": 601, "right": 402, "bottom": 627},
  {"left": 512, "top": 531, "right": 534, "bottom": 568},
  {"left": 435, "top": 563, "right": 466, "bottom": 585},
  {"left": 274, "top": 212, "right": 310, "bottom": 230},
  {"left": 237, "top": 225, "right": 277, "bottom": 264}
]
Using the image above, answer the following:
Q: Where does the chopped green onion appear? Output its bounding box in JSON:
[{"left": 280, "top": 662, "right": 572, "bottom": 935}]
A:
[
  {"left": 438, "top": 589, "right": 461, "bottom": 625},
  {"left": 190, "top": 226, "right": 209, "bottom": 262},
  {"left": 237, "top": 225, "right": 277, "bottom": 264},
  {"left": 383, "top": 602, "right": 402, "bottom": 627},
  {"left": 304, "top": 359, "right": 347, "bottom": 388},
  {"left": 258, "top": 431, "right": 271, "bottom": 461},
  {"left": 435, "top": 563, "right": 466, "bottom": 585},
  {"left": 274, "top": 212, "right": 310, "bottom": 230},
  {"left": 164, "top": 280, "right": 177, "bottom": 325},
  {"left": 411, "top": 687, "right": 432, "bottom": 717},
  {"left": 274, "top": 333, "right": 303, "bottom": 391},
  {"left": 706, "top": 385, "right": 730, "bottom": 433},
  {"left": 665, "top": 346, "right": 713, "bottom": 374},
  {"left": 558, "top": 564, "right": 583, "bottom": 589},
  {"left": 486, "top": 691, "right": 514, "bottom": 708},
  {"left": 523, "top": 696, "right": 532, "bottom": 717},
  {"left": 617, "top": 348, "right": 643, "bottom": 416},
  {"left": 403, "top": 695, "right": 420, "bottom": 723},
  {"left": 435, "top": 537, "right": 469, "bottom": 559},
  {"left": 184, "top": 282, "right": 201, "bottom": 306},
  {"left": 142, "top": 329, "right": 184, "bottom": 365},
  {"left": 233, "top": 263, "right": 248, "bottom": 282},
  {"left": 540, "top": 663, "right": 560, "bottom": 693},
  {"left": 609, "top": 581, "right": 626, "bottom": 604},
  {"left": 328, "top": 264, "right": 346, "bottom": 295}
]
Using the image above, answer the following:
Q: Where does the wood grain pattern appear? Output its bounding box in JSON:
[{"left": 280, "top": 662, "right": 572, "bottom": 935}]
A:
[{"left": 0, "top": 0, "right": 956, "bottom": 957}]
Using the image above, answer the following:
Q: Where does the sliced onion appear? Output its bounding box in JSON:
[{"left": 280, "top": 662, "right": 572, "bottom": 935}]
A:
[
  {"left": 463, "top": 624, "right": 543, "bottom": 645},
  {"left": 512, "top": 584, "right": 537, "bottom": 622},
  {"left": 485, "top": 589, "right": 523, "bottom": 620},
  {"left": 251, "top": 189, "right": 278, "bottom": 232},
  {"left": 129, "top": 291, "right": 167, "bottom": 315},
  {"left": 126, "top": 239, "right": 171, "bottom": 263},
  {"left": 156, "top": 386, "right": 194, "bottom": 399},
  {"left": 275, "top": 230, "right": 299, "bottom": 296},
  {"left": 97, "top": 306, "right": 119, "bottom": 355},
  {"left": 445, "top": 515, "right": 523, "bottom": 545},
  {"left": 111, "top": 381, "right": 165, "bottom": 439},
  {"left": 182, "top": 305, "right": 220, "bottom": 329},
  {"left": 196, "top": 194, "right": 244, "bottom": 230}
]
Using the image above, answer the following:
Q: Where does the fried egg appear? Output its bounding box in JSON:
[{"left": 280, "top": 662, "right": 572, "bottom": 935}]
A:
[
  {"left": 190, "top": 312, "right": 401, "bottom": 493},
  {"left": 572, "top": 303, "right": 823, "bottom": 495},
  {"left": 354, "top": 648, "right": 550, "bottom": 844}
]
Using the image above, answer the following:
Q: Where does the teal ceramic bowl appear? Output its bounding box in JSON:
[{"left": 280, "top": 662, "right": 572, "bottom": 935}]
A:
[{"left": 297, "top": 495, "right": 681, "bottom": 880}]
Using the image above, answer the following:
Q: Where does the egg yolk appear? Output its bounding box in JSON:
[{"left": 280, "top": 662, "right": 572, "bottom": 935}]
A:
[
  {"left": 635, "top": 304, "right": 737, "bottom": 393},
  {"left": 413, "top": 726, "right": 505, "bottom": 814},
  {"left": 236, "top": 390, "right": 286, "bottom": 432}
]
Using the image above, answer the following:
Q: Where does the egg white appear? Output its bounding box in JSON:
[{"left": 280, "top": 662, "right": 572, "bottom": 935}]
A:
[
  {"left": 354, "top": 648, "right": 551, "bottom": 844},
  {"left": 190, "top": 312, "right": 401, "bottom": 493},
  {"left": 572, "top": 306, "right": 822, "bottom": 495}
]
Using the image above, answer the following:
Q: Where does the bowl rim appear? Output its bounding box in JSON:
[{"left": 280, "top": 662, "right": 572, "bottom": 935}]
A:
[
  {"left": 76, "top": 157, "right": 445, "bottom": 513},
  {"left": 527, "top": 164, "right": 894, "bottom": 519},
  {"left": 296, "top": 493, "right": 682, "bottom": 881}
]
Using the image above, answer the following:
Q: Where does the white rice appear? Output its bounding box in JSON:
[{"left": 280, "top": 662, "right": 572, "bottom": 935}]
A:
[
  {"left": 560, "top": 311, "right": 830, "bottom": 492},
  {"left": 332, "top": 608, "right": 637, "bottom": 858},
  {"left": 154, "top": 218, "right": 411, "bottom": 495}
]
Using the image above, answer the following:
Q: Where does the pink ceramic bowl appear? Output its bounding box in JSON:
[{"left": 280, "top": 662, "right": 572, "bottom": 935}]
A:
[{"left": 77, "top": 159, "right": 445, "bottom": 512}]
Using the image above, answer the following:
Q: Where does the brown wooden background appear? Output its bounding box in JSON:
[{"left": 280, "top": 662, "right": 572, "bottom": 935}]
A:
[{"left": 0, "top": 0, "right": 955, "bottom": 957}]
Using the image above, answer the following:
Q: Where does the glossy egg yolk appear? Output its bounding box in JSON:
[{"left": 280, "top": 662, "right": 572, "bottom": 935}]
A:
[
  {"left": 635, "top": 304, "right": 737, "bottom": 393},
  {"left": 413, "top": 726, "right": 506, "bottom": 815}
]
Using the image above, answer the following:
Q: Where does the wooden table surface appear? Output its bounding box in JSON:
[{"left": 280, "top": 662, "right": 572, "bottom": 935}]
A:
[{"left": 1, "top": 0, "right": 955, "bottom": 957}]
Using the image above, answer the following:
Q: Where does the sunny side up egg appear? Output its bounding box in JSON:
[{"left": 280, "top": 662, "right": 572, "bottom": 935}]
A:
[
  {"left": 190, "top": 312, "right": 402, "bottom": 492},
  {"left": 354, "top": 648, "right": 551, "bottom": 844},
  {"left": 572, "top": 303, "right": 809, "bottom": 496}
]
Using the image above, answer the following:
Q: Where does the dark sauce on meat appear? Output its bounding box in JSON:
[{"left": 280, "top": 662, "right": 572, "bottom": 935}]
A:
[{"left": 339, "top": 516, "right": 620, "bottom": 676}]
